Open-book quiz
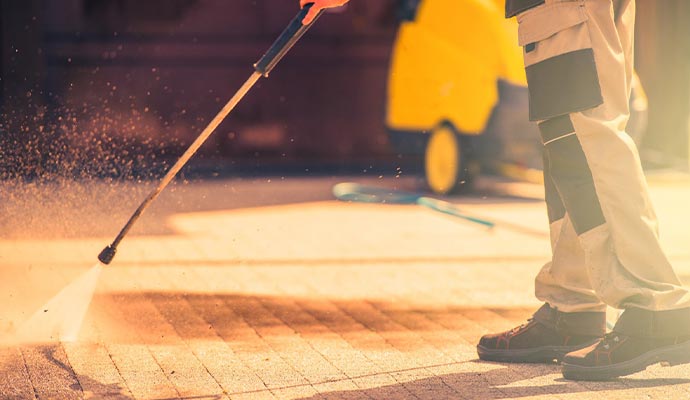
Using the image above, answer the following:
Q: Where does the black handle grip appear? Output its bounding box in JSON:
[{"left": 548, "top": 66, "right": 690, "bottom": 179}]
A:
[{"left": 254, "top": 3, "right": 323, "bottom": 77}]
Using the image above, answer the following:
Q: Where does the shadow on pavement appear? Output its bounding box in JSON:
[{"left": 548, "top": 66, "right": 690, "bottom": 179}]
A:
[
  {"left": 290, "top": 363, "right": 690, "bottom": 399},
  {"left": 93, "top": 292, "right": 537, "bottom": 346},
  {"left": 9, "top": 342, "right": 690, "bottom": 400}
]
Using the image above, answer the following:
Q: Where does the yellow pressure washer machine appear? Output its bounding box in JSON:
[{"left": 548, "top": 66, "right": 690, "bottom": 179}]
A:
[{"left": 386, "top": 0, "right": 647, "bottom": 194}]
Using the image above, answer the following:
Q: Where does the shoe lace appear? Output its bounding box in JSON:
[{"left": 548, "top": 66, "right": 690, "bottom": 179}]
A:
[
  {"left": 598, "top": 332, "right": 622, "bottom": 350},
  {"left": 509, "top": 318, "right": 534, "bottom": 335}
]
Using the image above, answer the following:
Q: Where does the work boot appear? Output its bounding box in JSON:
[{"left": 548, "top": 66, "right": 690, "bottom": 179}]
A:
[
  {"left": 477, "top": 303, "right": 605, "bottom": 363},
  {"left": 562, "top": 307, "right": 690, "bottom": 381}
]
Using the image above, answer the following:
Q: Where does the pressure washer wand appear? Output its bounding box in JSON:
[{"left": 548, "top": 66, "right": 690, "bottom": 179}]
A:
[{"left": 98, "top": 5, "right": 323, "bottom": 265}]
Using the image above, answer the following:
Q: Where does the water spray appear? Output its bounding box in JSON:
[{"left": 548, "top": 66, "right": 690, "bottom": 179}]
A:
[{"left": 98, "top": 4, "right": 323, "bottom": 265}]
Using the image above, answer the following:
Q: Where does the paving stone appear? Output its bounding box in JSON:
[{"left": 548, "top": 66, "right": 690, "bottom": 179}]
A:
[
  {"left": 21, "top": 344, "right": 82, "bottom": 399},
  {"left": 0, "top": 347, "right": 35, "bottom": 399},
  {"left": 63, "top": 342, "right": 133, "bottom": 399}
]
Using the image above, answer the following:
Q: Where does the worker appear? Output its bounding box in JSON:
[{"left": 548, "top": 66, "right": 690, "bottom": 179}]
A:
[{"left": 300, "top": 0, "right": 690, "bottom": 381}]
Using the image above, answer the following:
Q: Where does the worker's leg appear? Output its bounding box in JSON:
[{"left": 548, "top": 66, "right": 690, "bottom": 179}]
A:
[
  {"left": 481, "top": 0, "right": 690, "bottom": 375},
  {"left": 478, "top": 160, "right": 606, "bottom": 364},
  {"left": 533, "top": 124, "right": 606, "bottom": 312},
  {"left": 513, "top": 0, "right": 690, "bottom": 379},
  {"left": 522, "top": 0, "right": 690, "bottom": 312},
  {"left": 534, "top": 213, "right": 605, "bottom": 313}
]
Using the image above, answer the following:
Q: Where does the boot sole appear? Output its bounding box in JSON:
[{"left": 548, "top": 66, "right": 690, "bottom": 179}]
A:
[
  {"left": 477, "top": 340, "right": 598, "bottom": 364},
  {"left": 562, "top": 340, "right": 690, "bottom": 381}
]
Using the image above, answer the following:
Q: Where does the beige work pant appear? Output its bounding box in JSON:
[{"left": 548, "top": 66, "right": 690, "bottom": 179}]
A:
[{"left": 514, "top": 0, "right": 690, "bottom": 312}]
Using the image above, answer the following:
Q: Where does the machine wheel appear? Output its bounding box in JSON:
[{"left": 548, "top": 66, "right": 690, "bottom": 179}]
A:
[{"left": 424, "top": 124, "right": 476, "bottom": 194}]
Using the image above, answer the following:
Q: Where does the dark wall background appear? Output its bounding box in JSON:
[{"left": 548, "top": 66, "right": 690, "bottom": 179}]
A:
[
  {"left": 1, "top": 0, "right": 689, "bottom": 179},
  {"left": 636, "top": 0, "right": 690, "bottom": 168},
  {"left": 1, "top": 0, "right": 398, "bottom": 179}
]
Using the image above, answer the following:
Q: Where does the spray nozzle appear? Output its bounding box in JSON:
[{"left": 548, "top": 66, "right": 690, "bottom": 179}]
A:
[{"left": 97, "top": 245, "right": 116, "bottom": 265}]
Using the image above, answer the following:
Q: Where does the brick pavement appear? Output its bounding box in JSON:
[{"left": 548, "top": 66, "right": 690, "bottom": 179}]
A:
[{"left": 1, "top": 176, "right": 690, "bottom": 399}]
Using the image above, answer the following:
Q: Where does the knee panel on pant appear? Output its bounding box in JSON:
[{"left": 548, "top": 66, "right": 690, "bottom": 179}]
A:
[
  {"left": 543, "top": 151, "right": 566, "bottom": 224},
  {"left": 539, "top": 115, "right": 606, "bottom": 235}
]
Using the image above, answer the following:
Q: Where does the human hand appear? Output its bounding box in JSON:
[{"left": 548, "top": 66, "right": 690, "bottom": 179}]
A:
[{"left": 300, "top": 0, "right": 349, "bottom": 25}]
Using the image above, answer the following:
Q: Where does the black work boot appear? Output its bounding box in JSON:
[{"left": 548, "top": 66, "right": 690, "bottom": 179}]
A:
[
  {"left": 562, "top": 307, "right": 690, "bottom": 381},
  {"left": 477, "top": 303, "right": 606, "bottom": 363}
]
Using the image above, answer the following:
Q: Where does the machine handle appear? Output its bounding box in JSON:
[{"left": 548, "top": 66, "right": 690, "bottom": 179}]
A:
[{"left": 254, "top": 3, "right": 323, "bottom": 77}]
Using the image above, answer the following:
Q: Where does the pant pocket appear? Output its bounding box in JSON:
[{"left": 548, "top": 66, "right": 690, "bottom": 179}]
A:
[{"left": 518, "top": 1, "right": 603, "bottom": 121}]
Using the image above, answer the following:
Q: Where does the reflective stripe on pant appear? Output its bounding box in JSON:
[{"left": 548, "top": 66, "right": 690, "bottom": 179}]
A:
[{"left": 517, "top": 0, "right": 690, "bottom": 312}]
